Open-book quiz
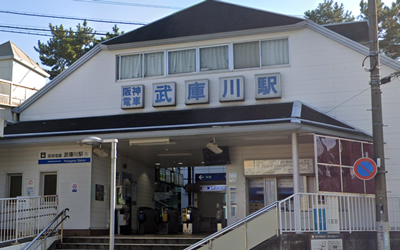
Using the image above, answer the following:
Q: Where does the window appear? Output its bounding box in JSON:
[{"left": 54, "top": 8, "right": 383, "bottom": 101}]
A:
[
  {"left": 8, "top": 174, "right": 22, "bottom": 198},
  {"left": 118, "top": 52, "right": 164, "bottom": 80},
  {"left": 234, "top": 38, "right": 289, "bottom": 69},
  {"left": 144, "top": 52, "right": 164, "bottom": 77},
  {"left": 120, "top": 54, "right": 142, "bottom": 79},
  {"left": 261, "top": 39, "right": 289, "bottom": 66},
  {"left": 42, "top": 173, "right": 57, "bottom": 196},
  {"left": 234, "top": 41, "right": 260, "bottom": 69},
  {"left": 168, "top": 49, "right": 196, "bottom": 74},
  {"left": 200, "top": 46, "right": 229, "bottom": 71},
  {"left": 116, "top": 38, "right": 289, "bottom": 79}
]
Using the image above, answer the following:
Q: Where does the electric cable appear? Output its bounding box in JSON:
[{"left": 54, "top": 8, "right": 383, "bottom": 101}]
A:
[
  {"left": 73, "top": 0, "right": 181, "bottom": 10},
  {"left": 0, "top": 9, "right": 146, "bottom": 26}
]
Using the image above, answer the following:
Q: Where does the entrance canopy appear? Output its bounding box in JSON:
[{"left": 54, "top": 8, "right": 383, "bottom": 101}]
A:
[{"left": 1, "top": 101, "right": 371, "bottom": 166}]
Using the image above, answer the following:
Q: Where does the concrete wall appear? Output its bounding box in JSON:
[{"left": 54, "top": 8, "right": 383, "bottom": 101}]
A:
[
  {"left": 12, "top": 61, "right": 46, "bottom": 89},
  {"left": 0, "top": 59, "right": 12, "bottom": 81},
  {"left": 253, "top": 232, "right": 400, "bottom": 250}
]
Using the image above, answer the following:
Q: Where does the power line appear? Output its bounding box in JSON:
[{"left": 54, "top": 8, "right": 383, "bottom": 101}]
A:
[
  {"left": 0, "top": 29, "right": 52, "bottom": 37},
  {"left": 73, "top": 0, "right": 181, "bottom": 10},
  {"left": 0, "top": 9, "right": 146, "bottom": 26},
  {"left": 0, "top": 25, "right": 108, "bottom": 36}
]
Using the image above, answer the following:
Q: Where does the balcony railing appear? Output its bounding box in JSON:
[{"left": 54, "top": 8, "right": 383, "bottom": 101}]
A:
[
  {"left": 0, "top": 195, "right": 58, "bottom": 244},
  {"left": 0, "top": 80, "right": 38, "bottom": 106}
]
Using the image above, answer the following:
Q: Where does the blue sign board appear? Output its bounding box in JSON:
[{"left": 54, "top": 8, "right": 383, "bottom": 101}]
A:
[
  {"left": 39, "top": 158, "right": 91, "bottom": 164},
  {"left": 199, "top": 185, "right": 226, "bottom": 192},
  {"left": 353, "top": 158, "right": 377, "bottom": 180},
  {"left": 196, "top": 173, "right": 226, "bottom": 182}
]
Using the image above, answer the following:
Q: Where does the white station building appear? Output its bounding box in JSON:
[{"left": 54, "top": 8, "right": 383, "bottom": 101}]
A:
[{"left": 1, "top": 0, "right": 400, "bottom": 237}]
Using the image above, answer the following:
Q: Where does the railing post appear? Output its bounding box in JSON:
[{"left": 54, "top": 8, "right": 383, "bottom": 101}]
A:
[
  {"left": 244, "top": 221, "right": 247, "bottom": 250},
  {"left": 347, "top": 196, "right": 352, "bottom": 233},
  {"left": 15, "top": 198, "right": 20, "bottom": 243},
  {"left": 61, "top": 213, "right": 64, "bottom": 243}
]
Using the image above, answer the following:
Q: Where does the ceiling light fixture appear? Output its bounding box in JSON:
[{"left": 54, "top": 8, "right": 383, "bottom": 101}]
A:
[
  {"left": 157, "top": 153, "right": 193, "bottom": 157},
  {"left": 242, "top": 135, "right": 288, "bottom": 141},
  {"left": 206, "top": 137, "right": 223, "bottom": 154},
  {"left": 129, "top": 138, "right": 175, "bottom": 146}
]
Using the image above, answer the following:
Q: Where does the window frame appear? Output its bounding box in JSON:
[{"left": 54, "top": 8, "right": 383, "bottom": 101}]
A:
[
  {"left": 41, "top": 172, "right": 58, "bottom": 196},
  {"left": 117, "top": 51, "right": 166, "bottom": 80},
  {"left": 7, "top": 173, "right": 22, "bottom": 198},
  {"left": 233, "top": 37, "right": 289, "bottom": 70},
  {"left": 167, "top": 48, "right": 197, "bottom": 75}
]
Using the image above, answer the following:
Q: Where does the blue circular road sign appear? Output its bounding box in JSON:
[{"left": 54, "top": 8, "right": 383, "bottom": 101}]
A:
[{"left": 353, "top": 157, "right": 377, "bottom": 181}]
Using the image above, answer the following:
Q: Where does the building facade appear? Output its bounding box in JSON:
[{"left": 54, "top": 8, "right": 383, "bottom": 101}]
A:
[{"left": 1, "top": 1, "right": 399, "bottom": 235}]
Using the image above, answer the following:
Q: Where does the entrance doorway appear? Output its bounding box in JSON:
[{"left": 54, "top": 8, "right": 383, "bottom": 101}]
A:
[{"left": 41, "top": 173, "right": 57, "bottom": 196}]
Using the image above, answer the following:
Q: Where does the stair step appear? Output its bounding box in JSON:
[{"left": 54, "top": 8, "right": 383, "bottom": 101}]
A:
[{"left": 57, "top": 242, "right": 192, "bottom": 249}]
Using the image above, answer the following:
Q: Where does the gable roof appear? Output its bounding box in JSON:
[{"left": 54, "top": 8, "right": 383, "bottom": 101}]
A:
[
  {"left": 0, "top": 41, "right": 49, "bottom": 77},
  {"left": 323, "top": 21, "right": 369, "bottom": 46},
  {"left": 3, "top": 102, "right": 371, "bottom": 141},
  {"left": 103, "top": 0, "right": 304, "bottom": 45}
]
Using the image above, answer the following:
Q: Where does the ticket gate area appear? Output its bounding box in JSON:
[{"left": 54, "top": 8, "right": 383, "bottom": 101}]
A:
[
  {"left": 182, "top": 206, "right": 201, "bottom": 234},
  {"left": 160, "top": 206, "right": 179, "bottom": 234}
]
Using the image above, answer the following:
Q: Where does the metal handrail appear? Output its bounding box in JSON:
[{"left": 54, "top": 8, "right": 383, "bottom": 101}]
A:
[
  {"left": 24, "top": 208, "right": 69, "bottom": 250},
  {"left": 184, "top": 201, "right": 278, "bottom": 250}
]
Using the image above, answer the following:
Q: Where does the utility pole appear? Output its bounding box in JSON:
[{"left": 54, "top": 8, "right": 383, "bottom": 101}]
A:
[{"left": 368, "top": 0, "right": 390, "bottom": 249}]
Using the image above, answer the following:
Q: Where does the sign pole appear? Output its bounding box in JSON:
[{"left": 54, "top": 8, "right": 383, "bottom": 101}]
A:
[{"left": 368, "top": 0, "right": 390, "bottom": 249}]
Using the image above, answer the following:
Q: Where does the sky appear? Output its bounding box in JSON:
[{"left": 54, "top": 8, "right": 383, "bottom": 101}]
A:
[{"left": 0, "top": 0, "right": 396, "bottom": 71}]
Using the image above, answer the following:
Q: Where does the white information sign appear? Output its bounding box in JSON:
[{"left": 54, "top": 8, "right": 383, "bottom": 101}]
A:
[
  {"left": 153, "top": 82, "right": 176, "bottom": 107},
  {"left": 27, "top": 179, "right": 35, "bottom": 196},
  {"left": 185, "top": 79, "right": 209, "bottom": 104},
  {"left": 311, "top": 235, "right": 342, "bottom": 250},
  {"left": 121, "top": 84, "right": 144, "bottom": 109},
  {"left": 255, "top": 73, "right": 281, "bottom": 99},
  {"left": 219, "top": 76, "right": 244, "bottom": 102},
  {"left": 244, "top": 158, "right": 314, "bottom": 176}
]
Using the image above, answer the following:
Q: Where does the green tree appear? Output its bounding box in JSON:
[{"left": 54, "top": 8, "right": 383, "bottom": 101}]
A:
[
  {"left": 359, "top": 0, "right": 400, "bottom": 60},
  {"left": 304, "top": 0, "right": 355, "bottom": 24},
  {"left": 35, "top": 21, "right": 123, "bottom": 79}
]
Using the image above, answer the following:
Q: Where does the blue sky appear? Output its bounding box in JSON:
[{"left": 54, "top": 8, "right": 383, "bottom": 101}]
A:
[{"left": 0, "top": 0, "right": 395, "bottom": 70}]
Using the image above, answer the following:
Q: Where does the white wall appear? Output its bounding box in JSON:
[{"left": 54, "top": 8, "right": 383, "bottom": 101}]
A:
[
  {"left": 14, "top": 26, "right": 400, "bottom": 200},
  {"left": 90, "top": 149, "right": 155, "bottom": 233},
  {"left": 226, "top": 143, "right": 314, "bottom": 223},
  {"left": 12, "top": 61, "right": 46, "bottom": 89},
  {"left": 0, "top": 59, "right": 12, "bottom": 81},
  {"left": 0, "top": 144, "right": 92, "bottom": 230}
]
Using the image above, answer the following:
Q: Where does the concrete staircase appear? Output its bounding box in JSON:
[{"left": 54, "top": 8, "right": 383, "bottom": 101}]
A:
[{"left": 55, "top": 235, "right": 204, "bottom": 250}]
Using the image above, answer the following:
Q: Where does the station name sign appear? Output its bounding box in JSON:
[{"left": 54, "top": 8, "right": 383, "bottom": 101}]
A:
[
  {"left": 121, "top": 73, "right": 281, "bottom": 109},
  {"left": 38, "top": 150, "right": 91, "bottom": 164}
]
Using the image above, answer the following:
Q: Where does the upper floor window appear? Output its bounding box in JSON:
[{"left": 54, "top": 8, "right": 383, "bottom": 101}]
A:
[
  {"left": 200, "top": 45, "right": 229, "bottom": 71},
  {"left": 116, "top": 38, "right": 289, "bottom": 80},
  {"left": 168, "top": 49, "right": 196, "bottom": 74},
  {"left": 234, "top": 38, "right": 288, "bottom": 69},
  {"left": 118, "top": 51, "right": 164, "bottom": 80}
]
